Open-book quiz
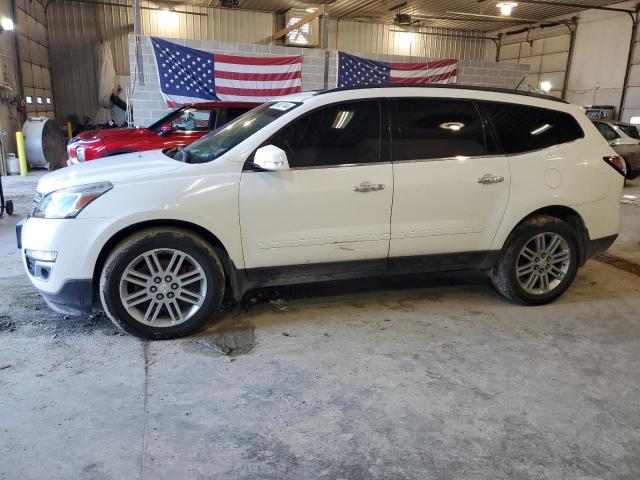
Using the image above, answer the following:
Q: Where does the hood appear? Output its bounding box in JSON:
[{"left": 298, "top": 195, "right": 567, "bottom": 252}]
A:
[
  {"left": 74, "top": 127, "right": 149, "bottom": 141},
  {"left": 37, "top": 150, "right": 182, "bottom": 194}
]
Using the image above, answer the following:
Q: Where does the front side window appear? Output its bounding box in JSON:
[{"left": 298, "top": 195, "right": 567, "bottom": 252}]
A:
[
  {"left": 148, "top": 107, "right": 182, "bottom": 130},
  {"left": 390, "top": 98, "right": 495, "bottom": 161},
  {"left": 480, "top": 102, "right": 584, "bottom": 154},
  {"left": 268, "top": 100, "right": 382, "bottom": 168},
  {"left": 183, "top": 101, "right": 300, "bottom": 164},
  {"left": 170, "top": 108, "right": 212, "bottom": 131}
]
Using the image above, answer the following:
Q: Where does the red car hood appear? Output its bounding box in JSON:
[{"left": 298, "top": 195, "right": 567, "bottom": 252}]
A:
[{"left": 75, "top": 127, "right": 150, "bottom": 140}]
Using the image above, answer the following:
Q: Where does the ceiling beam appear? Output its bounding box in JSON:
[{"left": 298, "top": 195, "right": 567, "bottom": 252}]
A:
[
  {"left": 409, "top": 14, "right": 538, "bottom": 24},
  {"left": 447, "top": 10, "right": 558, "bottom": 22},
  {"left": 478, "top": 0, "right": 636, "bottom": 14}
]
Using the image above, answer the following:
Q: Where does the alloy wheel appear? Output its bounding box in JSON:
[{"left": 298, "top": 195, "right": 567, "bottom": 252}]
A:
[
  {"left": 118, "top": 248, "right": 208, "bottom": 327},
  {"left": 516, "top": 232, "right": 571, "bottom": 295}
]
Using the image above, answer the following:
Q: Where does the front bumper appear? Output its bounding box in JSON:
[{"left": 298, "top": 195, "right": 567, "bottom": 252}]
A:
[
  {"left": 37, "top": 279, "right": 94, "bottom": 315},
  {"left": 18, "top": 219, "right": 94, "bottom": 314},
  {"left": 16, "top": 217, "right": 25, "bottom": 249},
  {"left": 18, "top": 216, "right": 127, "bottom": 313}
]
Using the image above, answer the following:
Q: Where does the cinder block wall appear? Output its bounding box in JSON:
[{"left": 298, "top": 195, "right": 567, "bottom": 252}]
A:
[{"left": 129, "top": 34, "right": 529, "bottom": 127}]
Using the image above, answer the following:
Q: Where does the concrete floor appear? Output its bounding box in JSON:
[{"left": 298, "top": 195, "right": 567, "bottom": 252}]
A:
[{"left": 1, "top": 171, "right": 639, "bottom": 480}]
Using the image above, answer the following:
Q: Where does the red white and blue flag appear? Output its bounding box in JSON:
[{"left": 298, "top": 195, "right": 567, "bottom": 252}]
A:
[
  {"left": 338, "top": 52, "right": 458, "bottom": 87},
  {"left": 151, "top": 37, "right": 303, "bottom": 105}
]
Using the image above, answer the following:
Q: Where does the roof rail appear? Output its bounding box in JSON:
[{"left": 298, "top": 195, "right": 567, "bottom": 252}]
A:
[{"left": 315, "top": 83, "right": 568, "bottom": 104}]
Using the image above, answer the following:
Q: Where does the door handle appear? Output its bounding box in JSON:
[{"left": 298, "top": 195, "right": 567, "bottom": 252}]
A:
[
  {"left": 353, "top": 182, "right": 385, "bottom": 193},
  {"left": 478, "top": 174, "right": 505, "bottom": 185}
]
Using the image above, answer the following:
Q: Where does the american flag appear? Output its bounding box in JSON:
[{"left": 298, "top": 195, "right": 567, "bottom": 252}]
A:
[
  {"left": 151, "top": 37, "right": 303, "bottom": 105},
  {"left": 338, "top": 52, "right": 458, "bottom": 87}
]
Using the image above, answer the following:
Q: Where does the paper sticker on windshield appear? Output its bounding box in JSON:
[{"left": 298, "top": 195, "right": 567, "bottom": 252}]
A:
[{"left": 269, "top": 102, "right": 296, "bottom": 111}]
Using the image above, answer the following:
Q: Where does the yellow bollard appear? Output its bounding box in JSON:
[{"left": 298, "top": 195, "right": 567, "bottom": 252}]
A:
[
  {"left": 66, "top": 121, "right": 73, "bottom": 141},
  {"left": 16, "top": 132, "right": 28, "bottom": 176}
]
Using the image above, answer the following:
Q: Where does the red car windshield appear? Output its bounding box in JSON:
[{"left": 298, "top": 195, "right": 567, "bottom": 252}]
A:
[{"left": 178, "top": 101, "right": 301, "bottom": 164}]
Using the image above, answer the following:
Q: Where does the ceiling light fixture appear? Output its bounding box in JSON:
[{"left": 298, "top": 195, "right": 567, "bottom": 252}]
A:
[
  {"left": 540, "top": 80, "right": 552, "bottom": 92},
  {"left": 305, "top": 7, "right": 318, "bottom": 12},
  {"left": 395, "top": 31, "right": 414, "bottom": 48},
  {"left": 0, "top": 17, "right": 14, "bottom": 31},
  {"left": 496, "top": 2, "right": 518, "bottom": 16},
  {"left": 440, "top": 122, "right": 465, "bottom": 131},
  {"left": 157, "top": 7, "right": 179, "bottom": 27}
]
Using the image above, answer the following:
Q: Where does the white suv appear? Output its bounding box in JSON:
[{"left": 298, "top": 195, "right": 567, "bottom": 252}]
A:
[{"left": 18, "top": 86, "right": 626, "bottom": 339}]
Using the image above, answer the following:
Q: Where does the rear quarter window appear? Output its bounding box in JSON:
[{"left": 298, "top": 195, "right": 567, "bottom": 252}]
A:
[{"left": 479, "top": 102, "right": 584, "bottom": 155}]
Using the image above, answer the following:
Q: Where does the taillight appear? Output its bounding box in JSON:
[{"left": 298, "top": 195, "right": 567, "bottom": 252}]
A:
[{"left": 604, "top": 155, "right": 627, "bottom": 177}]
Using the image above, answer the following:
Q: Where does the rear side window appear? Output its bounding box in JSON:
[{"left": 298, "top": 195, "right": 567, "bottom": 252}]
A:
[
  {"left": 268, "top": 100, "right": 382, "bottom": 168},
  {"left": 390, "top": 98, "right": 496, "bottom": 161},
  {"left": 480, "top": 102, "right": 584, "bottom": 154}
]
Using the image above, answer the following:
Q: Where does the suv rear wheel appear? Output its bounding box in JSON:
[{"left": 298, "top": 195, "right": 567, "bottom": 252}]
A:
[
  {"left": 99, "top": 228, "right": 225, "bottom": 339},
  {"left": 491, "top": 215, "right": 578, "bottom": 305}
]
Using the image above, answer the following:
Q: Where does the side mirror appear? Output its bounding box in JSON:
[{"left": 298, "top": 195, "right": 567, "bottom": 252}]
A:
[
  {"left": 252, "top": 145, "right": 289, "bottom": 171},
  {"left": 158, "top": 124, "right": 172, "bottom": 137}
]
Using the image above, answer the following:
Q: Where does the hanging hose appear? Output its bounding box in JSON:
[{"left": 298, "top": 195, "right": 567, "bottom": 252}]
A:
[
  {"left": 0, "top": 174, "right": 5, "bottom": 217},
  {"left": 0, "top": 175, "right": 14, "bottom": 217}
]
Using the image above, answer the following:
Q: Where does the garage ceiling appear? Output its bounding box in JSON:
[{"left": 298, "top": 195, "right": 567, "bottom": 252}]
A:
[{"left": 180, "top": 0, "right": 632, "bottom": 31}]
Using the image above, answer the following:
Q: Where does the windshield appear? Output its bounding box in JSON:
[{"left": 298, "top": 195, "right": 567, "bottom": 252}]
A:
[
  {"left": 614, "top": 122, "right": 640, "bottom": 140},
  {"left": 148, "top": 107, "right": 183, "bottom": 131},
  {"left": 181, "top": 101, "right": 301, "bottom": 164}
]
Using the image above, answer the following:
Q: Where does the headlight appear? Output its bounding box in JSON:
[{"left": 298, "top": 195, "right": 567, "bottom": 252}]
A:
[{"left": 33, "top": 182, "right": 113, "bottom": 219}]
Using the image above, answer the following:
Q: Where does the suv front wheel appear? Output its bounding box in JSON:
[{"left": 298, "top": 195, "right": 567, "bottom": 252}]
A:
[
  {"left": 99, "top": 228, "right": 225, "bottom": 339},
  {"left": 491, "top": 215, "right": 579, "bottom": 305}
]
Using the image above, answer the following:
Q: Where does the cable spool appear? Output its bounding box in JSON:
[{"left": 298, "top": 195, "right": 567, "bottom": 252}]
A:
[{"left": 21, "top": 117, "right": 66, "bottom": 170}]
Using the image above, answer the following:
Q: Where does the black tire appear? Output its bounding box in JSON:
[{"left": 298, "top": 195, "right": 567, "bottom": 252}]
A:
[
  {"left": 491, "top": 215, "right": 579, "bottom": 305},
  {"left": 99, "top": 227, "right": 225, "bottom": 339}
]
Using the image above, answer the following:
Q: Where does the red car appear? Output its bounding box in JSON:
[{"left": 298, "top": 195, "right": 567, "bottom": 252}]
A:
[{"left": 66, "top": 101, "right": 259, "bottom": 165}]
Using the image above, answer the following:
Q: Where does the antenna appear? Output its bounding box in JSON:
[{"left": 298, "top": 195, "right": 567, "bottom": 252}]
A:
[{"left": 515, "top": 76, "right": 526, "bottom": 91}]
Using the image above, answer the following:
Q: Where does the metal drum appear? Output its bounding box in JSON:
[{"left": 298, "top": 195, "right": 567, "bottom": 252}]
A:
[{"left": 22, "top": 117, "right": 66, "bottom": 170}]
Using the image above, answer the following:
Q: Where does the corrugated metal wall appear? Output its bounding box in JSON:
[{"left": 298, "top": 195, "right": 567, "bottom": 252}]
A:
[
  {"left": 98, "top": 1, "right": 275, "bottom": 75},
  {"left": 498, "top": 31, "right": 571, "bottom": 98},
  {"left": 16, "top": 0, "right": 55, "bottom": 118},
  {"left": 48, "top": 0, "right": 274, "bottom": 120},
  {"left": 330, "top": 20, "right": 490, "bottom": 60},
  {"left": 47, "top": 0, "right": 99, "bottom": 123},
  {"left": 46, "top": 1, "right": 492, "bottom": 121}
]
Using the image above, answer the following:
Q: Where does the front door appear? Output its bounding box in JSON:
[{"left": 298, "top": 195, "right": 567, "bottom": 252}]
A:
[
  {"left": 388, "top": 97, "right": 510, "bottom": 260},
  {"left": 239, "top": 99, "right": 393, "bottom": 277}
]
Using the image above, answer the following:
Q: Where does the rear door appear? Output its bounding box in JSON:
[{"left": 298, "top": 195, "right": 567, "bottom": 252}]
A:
[{"left": 388, "top": 97, "right": 510, "bottom": 260}]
